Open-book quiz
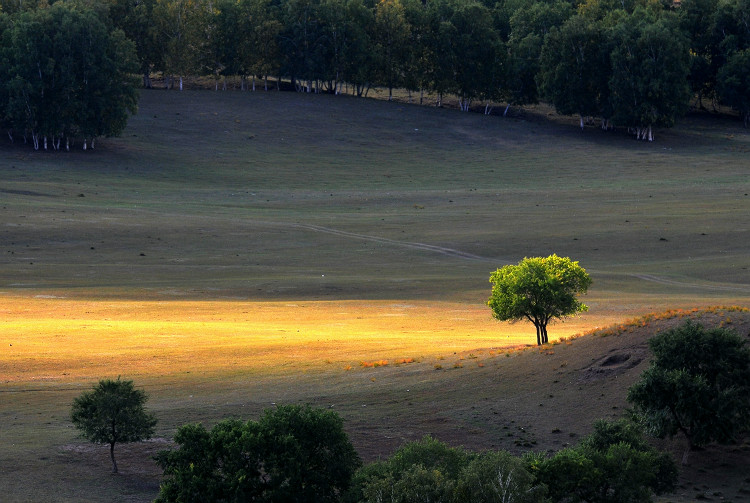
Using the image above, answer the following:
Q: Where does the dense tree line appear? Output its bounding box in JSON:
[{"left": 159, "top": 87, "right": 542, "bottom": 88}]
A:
[
  {"left": 0, "top": 2, "right": 139, "bottom": 149},
  {"left": 2, "top": 0, "right": 749, "bottom": 147},
  {"left": 106, "top": 0, "right": 750, "bottom": 133}
]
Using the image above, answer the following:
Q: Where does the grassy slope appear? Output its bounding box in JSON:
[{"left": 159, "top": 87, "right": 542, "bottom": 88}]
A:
[{"left": 1, "top": 90, "right": 749, "bottom": 502}]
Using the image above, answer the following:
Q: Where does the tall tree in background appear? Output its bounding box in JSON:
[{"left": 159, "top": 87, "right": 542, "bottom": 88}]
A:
[
  {"left": 679, "top": 0, "right": 720, "bottom": 108},
  {"left": 0, "top": 3, "right": 138, "bottom": 149},
  {"left": 539, "top": 15, "right": 610, "bottom": 129},
  {"left": 608, "top": 10, "right": 690, "bottom": 140},
  {"left": 109, "top": 0, "right": 162, "bottom": 88},
  {"left": 373, "top": 0, "right": 410, "bottom": 101},
  {"left": 279, "top": 0, "right": 325, "bottom": 91},
  {"left": 449, "top": 0, "right": 501, "bottom": 112},
  {"left": 717, "top": 49, "right": 750, "bottom": 126}
]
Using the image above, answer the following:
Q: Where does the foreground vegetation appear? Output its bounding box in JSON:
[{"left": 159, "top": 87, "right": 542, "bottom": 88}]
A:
[{"left": 0, "top": 91, "right": 749, "bottom": 501}]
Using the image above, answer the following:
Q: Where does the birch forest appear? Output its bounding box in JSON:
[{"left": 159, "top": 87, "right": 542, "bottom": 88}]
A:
[{"left": 1, "top": 0, "right": 749, "bottom": 148}]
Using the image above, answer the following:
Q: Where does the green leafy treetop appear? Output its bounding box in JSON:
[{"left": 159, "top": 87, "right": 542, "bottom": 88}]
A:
[
  {"left": 488, "top": 254, "right": 591, "bottom": 345},
  {"left": 155, "top": 404, "right": 361, "bottom": 503},
  {"left": 70, "top": 378, "right": 157, "bottom": 473},
  {"left": 627, "top": 320, "right": 750, "bottom": 465}
]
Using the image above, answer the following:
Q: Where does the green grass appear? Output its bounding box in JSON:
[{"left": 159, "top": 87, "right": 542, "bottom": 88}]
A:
[{"left": 1, "top": 89, "right": 749, "bottom": 502}]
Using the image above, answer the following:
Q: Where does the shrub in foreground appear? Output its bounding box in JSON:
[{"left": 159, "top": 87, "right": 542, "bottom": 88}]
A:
[
  {"left": 529, "top": 419, "right": 677, "bottom": 503},
  {"left": 627, "top": 320, "right": 750, "bottom": 464},
  {"left": 348, "top": 436, "right": 545, "bottom": 503},
  {"left": 155, "top": 404, "right": 361, "bottom": 503}
]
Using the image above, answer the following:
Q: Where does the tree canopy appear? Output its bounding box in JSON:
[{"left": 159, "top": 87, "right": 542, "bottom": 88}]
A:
[
  {"left": 70, "top": 378, "right": 157, "bottom": 473},
  {"left": 529, "top": 419, "right": 678, "bottom": 503},
  {"left": 488, "top": 255, "right": 591, "bottom": 345},
  {"left": 627, "top": 320, "right": 750, "bottom": 465},
  {"left": 0, "top": 2, "right": 139, "bottom": 150},
  {"left": 4, "top": 0, "right": 750, "bottom": 142},
  {"left": 155, "top": 404, "right": 361, "bottom": 503}
]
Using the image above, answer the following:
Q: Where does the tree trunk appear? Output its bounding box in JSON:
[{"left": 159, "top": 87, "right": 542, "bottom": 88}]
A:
[
  {"left": 110, "top": 442, "right": 118, "bottom": 473},
  {"left": 681, "top": 436, "right": 694, "bottom": 465},
  {"left": 535, "top": 324, "right": 541, "bottom": 346},
  {"left": 503, "top": 104, "right": 510, "bottom": 116}
]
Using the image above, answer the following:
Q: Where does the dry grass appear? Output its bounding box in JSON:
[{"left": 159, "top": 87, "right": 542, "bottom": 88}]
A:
[{"left": 3, "top": 295, "right": 615, "bottom": 385}]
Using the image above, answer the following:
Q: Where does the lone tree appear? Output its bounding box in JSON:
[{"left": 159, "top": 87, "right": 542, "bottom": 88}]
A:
[
  {"left": 71, "top": 378, "right": 157, "bottom": 473},
  {"left": 488, "top": 254, "right": 591, "bottom": 345},
  {"left": 627, "top": 320, "right": 750, "bottom": 465}
]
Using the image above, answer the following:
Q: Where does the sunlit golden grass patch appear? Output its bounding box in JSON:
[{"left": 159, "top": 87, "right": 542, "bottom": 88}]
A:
[{"left": 0, "top": 294, "right": 620, "bottom": 386}]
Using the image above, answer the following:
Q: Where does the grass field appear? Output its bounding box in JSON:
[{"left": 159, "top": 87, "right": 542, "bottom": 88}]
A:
[{"left": 1, "top": 89, "right": 749, "bottom": 502}]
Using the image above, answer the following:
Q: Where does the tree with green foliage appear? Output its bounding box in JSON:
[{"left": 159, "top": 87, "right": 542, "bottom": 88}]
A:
[
  {"left": 349, "top": 436, "right": 545, "bottom": 503},
  {"left": 717, "top": 49, "right": 750, "bottom": 127},
  {"left": 529, "top": 419, "right": 677, "bottom": 503},
  {"left": 539, "top": 15, "right": 610, "bottom": 129},
  {"left": 0, "top": 3, "right": 138, "bottom": 149},
  {"left": 70, "top": 378, "right": 157, "bottom": 474},
  {"left": 488, "top": 255, "right": 591, "bottom": 346},
  {"left": 627, "top": 320, "right": 750, "bottom": 465},
  {"left": 608, "top": 10, "right": 691, "bottom": 141},
  {"left": 373, "top": 0, "right": 410, "bottom": 101},
  {"left": 455, "top": 450, "right": 546, "bottom": 503},
  {"left": 156, "top": 404, "right": 361, "bottom": 503},
  {"left": 109, "top": 0, "right": 163, "bottom": 88}
]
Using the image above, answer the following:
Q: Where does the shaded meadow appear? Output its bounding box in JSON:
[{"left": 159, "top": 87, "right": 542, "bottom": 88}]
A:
[{"left": 1, "top": 90, "right": 749, "bottom": 501}]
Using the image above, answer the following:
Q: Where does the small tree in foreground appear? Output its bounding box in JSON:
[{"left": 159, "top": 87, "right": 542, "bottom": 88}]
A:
[
  {"left": 627, "top": 320, "right": 750, "bottom": 465},
  {"left": 155, "top": 404, "right": 361, "bottom": 503},
  {"left": 71, "top": 378, "right": 157, "bottom": 473},
  {"left": 529, "top": 419, "right": 678, "bottom": 503},
  {"left": 488, "top": 254, "right": 591, "bottom": 345}
]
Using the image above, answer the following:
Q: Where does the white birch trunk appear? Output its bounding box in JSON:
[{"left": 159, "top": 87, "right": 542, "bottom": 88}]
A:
[
  {"left": 579, "top": 114, "right": 584, "bottom": 131},
  {"left": 179, "top": 76, "right": 183, "bottom": 91},
  {"left": 503, "top": 104, "right": 510, "bottom": 116},
  {"left": 264, "top": 75, "right": 268, "bottom": 91},
  {"left": 83, "top": 139, "right": 87, "bottom": 150},
  {"left": 7, "top": 131, "right": 12, "bottom": 143},
  {"left": 44, "top": 136, "right": 47, "bottom": 150},
  {"left": 66, "top": 138, "right": 70, "bottom": 151},
  {"left": 252, "top": 75, "right": 256, "bottom": 91}
]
